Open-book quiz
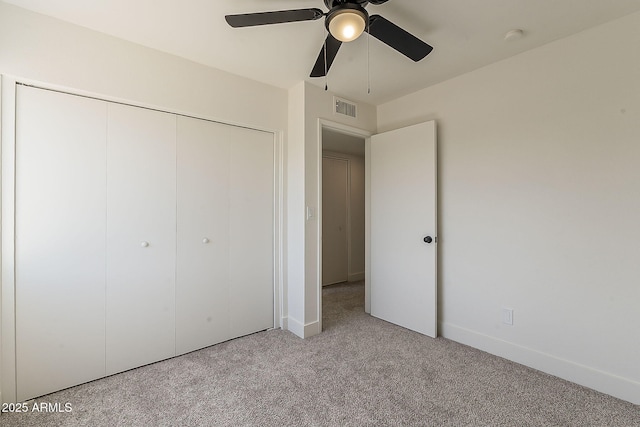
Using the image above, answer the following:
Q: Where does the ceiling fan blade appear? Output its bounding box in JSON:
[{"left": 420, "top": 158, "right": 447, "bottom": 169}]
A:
[
  {"left": 310, "top": 34, "right": 342, "bottom": 77},
  {"left": 368, "top": 0, "right": 391, "bottom": 4},
  {"left": 367, "top": 15, "right": 433, "bottom": 62},
  {"left": 225, "top": 8, "right": 324, "bottom": 28}
]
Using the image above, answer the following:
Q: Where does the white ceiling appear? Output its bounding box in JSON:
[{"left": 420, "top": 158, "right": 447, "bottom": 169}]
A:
[{"left": 5, "top": 0, "right": 640, "bottom": 105}]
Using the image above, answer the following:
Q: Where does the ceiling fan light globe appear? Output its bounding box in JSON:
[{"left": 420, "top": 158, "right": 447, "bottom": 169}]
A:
[
  {"left": 343, "top": 25, "right": 356, "bottom": 39},
  {"left": 328, "top": 10, "right": 366, "bottom": 42}
]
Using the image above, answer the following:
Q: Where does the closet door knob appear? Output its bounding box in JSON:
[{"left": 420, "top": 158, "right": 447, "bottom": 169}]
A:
[
  {"left": 202, "top": 238, "right": 210, "bottom": 244},
  {"left": 141, "top": 241, "right": 149, "bottom": 248}
]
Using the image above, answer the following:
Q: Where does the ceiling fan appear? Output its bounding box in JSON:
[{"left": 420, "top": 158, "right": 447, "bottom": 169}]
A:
[{"left": 225, "top": 0, "right": 433, "bottom": 78}]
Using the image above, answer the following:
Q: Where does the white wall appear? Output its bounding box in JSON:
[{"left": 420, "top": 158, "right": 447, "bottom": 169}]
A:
[
  {"left": 286, "top": 82, "right": 306, "bottom": 334},
  {"left": 0, "top": 2, "right": 288, "bottom": 403},
  {"left": 377, "top": 11, "right": 640, "bottom": 404},
  {"left": 322, "top": 150, "right": 366, "bottom": 283}
]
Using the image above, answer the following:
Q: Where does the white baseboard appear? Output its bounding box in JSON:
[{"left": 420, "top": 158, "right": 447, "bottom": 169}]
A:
[
  {"left": 322, "top": 281, "right": 342, "bottom": 287},
  {"left": 286, "top": 316, "right": 321, "bottom": 339},
  {"left": 348, "top": 272, "right": 365, "bottom": 282},
  {"left": 321, "top": 272, "right": 364, "bottom": 286},
  {"left": 440, "top": 322, "right": 640, "bottom": 405}
]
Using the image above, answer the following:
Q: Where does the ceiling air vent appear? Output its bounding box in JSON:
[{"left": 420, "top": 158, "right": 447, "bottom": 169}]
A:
[{"left": 334, "top": 96, "right": 357, "bottom": 118}]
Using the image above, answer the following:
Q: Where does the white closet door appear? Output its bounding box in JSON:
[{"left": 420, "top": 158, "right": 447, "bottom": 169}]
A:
[
  {"left": 106, "top": 104, "right": 176, "bottom": 374},
  {"left": 176, "top": 117, "right": 231, "bottom": 355},
  {"left": 15, "top": 86, "right": 107, "bottom": 401},
  {"left": 322, "top": 157, "right": 349, "bottom": 286},
  {"left": 229, "top": 127, "right": 274, "bottom": 337}
]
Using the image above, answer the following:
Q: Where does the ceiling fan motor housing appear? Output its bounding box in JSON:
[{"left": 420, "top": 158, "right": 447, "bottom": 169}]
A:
[{"left": 324, "top": 0, "right": 370, "bottom": 8}]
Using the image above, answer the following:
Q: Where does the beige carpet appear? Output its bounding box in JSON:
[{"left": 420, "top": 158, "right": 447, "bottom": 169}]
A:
[{"left": 2, "top": 281, "right": 638, "bottom": 426}]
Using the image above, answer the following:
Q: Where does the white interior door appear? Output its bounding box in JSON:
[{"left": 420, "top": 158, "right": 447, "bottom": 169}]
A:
[
  {"left": 176, "top": 117, "right": 274, "bottom": 351},
  {"left": 176, "top": 117, "right": 231, "bottom": 354},
  {"left": 15, "top": 86, "right": 107, "bottom": 400},
  {"left": 106, "top": 104, "right": 177, "bottom": 374},
  {"left": 228, "top": 126, "right": 274, "bottom": 338},
  {"left": 322, "top": 157, "right": 349, "bottom": 285},
  {"left": 370, "top": 121, "right": 437, "bottom": 337}
]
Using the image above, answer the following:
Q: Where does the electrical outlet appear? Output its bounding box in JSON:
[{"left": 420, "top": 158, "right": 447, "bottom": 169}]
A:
[{"left": 502, "top": 308, "right": 514, "bottom": 326}]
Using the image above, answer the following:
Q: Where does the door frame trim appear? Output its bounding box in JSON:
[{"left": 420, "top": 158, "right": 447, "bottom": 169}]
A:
[{"left": 1, "top": 76, "right": 19, "bottom": 404}]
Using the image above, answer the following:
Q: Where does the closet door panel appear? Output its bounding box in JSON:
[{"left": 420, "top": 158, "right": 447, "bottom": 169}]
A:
[
  {"left": 15, "top": 86, "right": 107, "bottom": 400},
  {"left": 176, "top": 117, "right": 230, "bottom": 355},
  {"left": 322, "top": 157, "right": 349, "bottom": 285},
  {"left": 229, "top": 128, "right": 274, "bottom": 337},
  {"left": 106, "top": 104, "right": 176, "bottom": 374}
]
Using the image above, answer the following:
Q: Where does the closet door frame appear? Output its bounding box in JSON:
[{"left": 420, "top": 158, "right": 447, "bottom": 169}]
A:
[{"left": 0, "top": 77, "right": 284, "bottom": 404}]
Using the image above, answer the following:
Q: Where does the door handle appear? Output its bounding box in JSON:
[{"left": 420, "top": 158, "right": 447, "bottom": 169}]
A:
[{"left": 423, "top": 236, "right": 433, "bottom": 244}]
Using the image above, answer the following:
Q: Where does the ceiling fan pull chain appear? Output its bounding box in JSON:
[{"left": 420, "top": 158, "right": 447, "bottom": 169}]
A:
[{"left": 367, "top": 17, "right": 371, "bottom": 94}]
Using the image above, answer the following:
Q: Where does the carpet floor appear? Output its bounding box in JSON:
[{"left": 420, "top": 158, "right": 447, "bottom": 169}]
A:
[{"left": 2, "top": 281, "right": 638, "bottom": 426}]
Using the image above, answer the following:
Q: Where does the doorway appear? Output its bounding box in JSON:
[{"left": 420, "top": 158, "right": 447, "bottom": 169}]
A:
[{"left": 321, "top": 126, "right": 366, "bottom": 328}]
